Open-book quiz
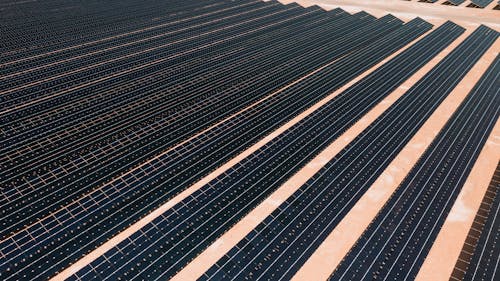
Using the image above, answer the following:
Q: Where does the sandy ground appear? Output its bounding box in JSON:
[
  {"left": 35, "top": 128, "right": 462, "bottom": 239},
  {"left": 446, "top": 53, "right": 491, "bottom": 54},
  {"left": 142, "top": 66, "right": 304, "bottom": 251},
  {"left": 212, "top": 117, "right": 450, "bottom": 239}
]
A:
[{"left": 51, "top": 1, "right": 500, "bottom": 280}]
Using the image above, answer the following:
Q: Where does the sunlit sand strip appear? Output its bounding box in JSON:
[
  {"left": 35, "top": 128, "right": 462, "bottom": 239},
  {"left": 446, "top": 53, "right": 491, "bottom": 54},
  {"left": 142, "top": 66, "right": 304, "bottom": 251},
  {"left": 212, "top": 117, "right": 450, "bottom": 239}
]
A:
[
  {"left": 280, "top": 0, "right": 500, "bottom": 29},
  {"left": 415, "top": 45, "right": 500, "bottom": 281},
  {"left": 292, "top": 29, "right": 498, "bottom": 281},
  {"left": 170, "top": 25, "right": 433, "bottom": 281},
  {"left": 50, "top": 43, "right": 347, "bottom": 281}
]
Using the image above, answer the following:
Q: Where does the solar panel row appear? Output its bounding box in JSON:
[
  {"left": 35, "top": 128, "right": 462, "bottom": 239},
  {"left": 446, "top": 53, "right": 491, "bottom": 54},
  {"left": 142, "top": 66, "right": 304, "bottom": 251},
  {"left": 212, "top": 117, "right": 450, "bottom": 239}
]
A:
[
  {"left": 447, "top": 0, "right": 466, "bottom": 6},
  {"left": 0, "top": 6, "right": 347, "bottom": 146},
  {"left": 202, "top": 21, "right": 470, "bottom": 281},
  {"left": 1, "top": 2, "right": 288, "bottom": 92},
  {"left": 1, "top": 2, "right": 301, "bottom": 109},
  {"left": 1, "top": 6, "right": 343, "bottom": 156},
  {"left": 331, "top": 30, "right": 499, "bottom": 280},
  {"left": 3, "top": 4, "right": 332, "bottom": 88},
  {"left": 1, "top": 16, "right": 398, "bottom": 265},
  {"left": 0, "top": 4, "right": 376, "bottom": 262},
  {"left": 70, "top": 18, "right": 435, "bottom": 281},
  {"left": 415, "top": 0, "right": 497, "bottom": 8}
]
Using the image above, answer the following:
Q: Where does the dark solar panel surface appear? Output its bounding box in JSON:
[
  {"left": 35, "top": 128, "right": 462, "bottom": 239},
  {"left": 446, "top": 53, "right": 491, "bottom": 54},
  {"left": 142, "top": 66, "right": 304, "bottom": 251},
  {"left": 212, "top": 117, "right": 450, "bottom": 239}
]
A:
[
  {"left": 0, "top": 0, "right": 406, "bottom": 279},
  {"left": 1, "top": 3, "right": 346, "bottom": 239},
  {"left": 450, "top": 161, "right": 500, "bottom": 281}
]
